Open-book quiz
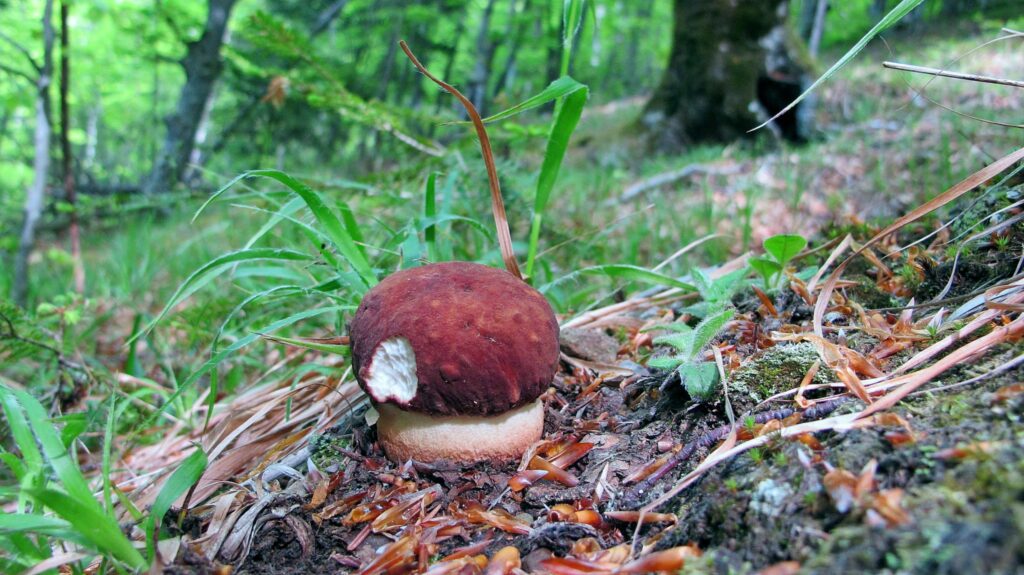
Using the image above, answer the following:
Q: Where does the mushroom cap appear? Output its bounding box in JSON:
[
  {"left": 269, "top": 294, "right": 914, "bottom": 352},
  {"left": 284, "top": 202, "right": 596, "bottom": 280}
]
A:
[{"left": 349, "top": 261, "right": 560, "bottom": 417}]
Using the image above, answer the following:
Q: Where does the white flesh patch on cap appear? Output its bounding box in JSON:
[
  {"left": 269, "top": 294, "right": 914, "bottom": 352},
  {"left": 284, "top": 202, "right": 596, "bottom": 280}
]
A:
[{"left": 365, "top": 337, "right": 418, "bottom": 403}]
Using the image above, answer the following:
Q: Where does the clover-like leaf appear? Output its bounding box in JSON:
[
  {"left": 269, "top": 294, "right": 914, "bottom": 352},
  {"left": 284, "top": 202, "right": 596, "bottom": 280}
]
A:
[{"left": 763, "top": 234, "right": 807, "bottom": 267}]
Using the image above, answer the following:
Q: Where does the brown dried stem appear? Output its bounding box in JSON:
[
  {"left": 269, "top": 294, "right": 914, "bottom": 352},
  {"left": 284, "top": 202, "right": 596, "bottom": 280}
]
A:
[{"left": 399, "top": 40, "right": 522, "bottom": 279}]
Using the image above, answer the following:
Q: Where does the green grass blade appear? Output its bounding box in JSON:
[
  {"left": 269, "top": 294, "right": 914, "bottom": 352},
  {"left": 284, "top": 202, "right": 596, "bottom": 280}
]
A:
[
  {"left": 751, "top": 0, "right": 926, "bottom": 131},
  {"left": 27, "top": 488, "right": 147, "bottom": 569},
  {"left": 258, "top": 333, "right": 350, "bottom": 355},
  {"left": 525, "top": 85, "right": 588, "bottom": 278},
  {"left": 541, "top": 264, "right": 696, "bottom": 294},
  {"left": 243, "top": 196, "right": 305, "bottom": 250},
  {"left": 0, "top": 387, "right": 42, "bottom": 479},
  {"left": 424, "top": 172, "right": 439, "bottom": 262},
  {"left": 196, "top": 170, "right": 377, "bottom": 287},
  {"left": 244, "top": 170, "right": 378, "bottom": 287},
  {"left": 477, "top": 76, "right": 587, "bottom": 124},
  {"left": 135, "top": 247, "right": 314, "bottom": 341},
  {"left": 146, "top": 447, "right": 207, "bottom": 560},
  {"left": 102, "top": 395, "right": 117, "bottom": 514},
  {"left": 6, "top": 388, "right": 92, "bottom": 506},
  {"left": 413, "top": 214, "right": 496, "bottom": 243},
  {"left": 336, "top": 200, "right": 368, "bottom": 259},
  {"left": 560, "top": 0, "right": 586, "bottom": 77}
]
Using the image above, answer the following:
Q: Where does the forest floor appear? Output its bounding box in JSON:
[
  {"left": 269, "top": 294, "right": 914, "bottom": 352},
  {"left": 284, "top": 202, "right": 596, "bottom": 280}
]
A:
[{"left": 4, "top": 24, "right": 1023, "bottom": 575}]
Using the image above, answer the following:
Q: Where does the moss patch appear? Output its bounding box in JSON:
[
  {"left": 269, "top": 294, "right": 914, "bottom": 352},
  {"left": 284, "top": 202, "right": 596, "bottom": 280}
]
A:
[{"left": 727, "top": 342, "right": 835, "bottom": 414}]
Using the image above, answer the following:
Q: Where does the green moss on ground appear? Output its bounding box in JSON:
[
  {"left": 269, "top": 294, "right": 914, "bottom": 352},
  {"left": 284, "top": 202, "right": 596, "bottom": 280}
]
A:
[
  {"left": 726, "top": 343, "right": 836, "bottom": 414},
  {"left": 656, "top": 343, "right": 1024, "bottom": 574}
]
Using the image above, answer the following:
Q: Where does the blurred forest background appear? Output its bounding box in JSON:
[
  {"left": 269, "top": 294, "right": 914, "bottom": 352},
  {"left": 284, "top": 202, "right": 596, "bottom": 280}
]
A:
[{"left": 0, "top": 0, "right": 1017, "bottom": 309}]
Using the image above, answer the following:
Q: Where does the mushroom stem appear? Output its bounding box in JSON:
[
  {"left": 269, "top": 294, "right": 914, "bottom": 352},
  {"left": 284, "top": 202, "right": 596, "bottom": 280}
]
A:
[{"left": 376, "top": 400, "right": 544, "bottom": 463}]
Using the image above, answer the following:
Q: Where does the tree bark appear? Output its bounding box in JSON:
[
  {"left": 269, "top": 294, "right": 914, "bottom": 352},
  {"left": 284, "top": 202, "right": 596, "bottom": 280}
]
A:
[
  {"left": 644, "top": 0, "right": 810, "bottom": 148},
  {"left": 13, "top": 0, "right": 55, "bottom": 307},
  {"left": 60, "top": 0, "right": 84, "bottom": 294},
  {"left": 466, "top": 0, "right": 498, "bottom": 116},
  {"left": 491, "top": 0, "right": 532, "bottom": 101},
  {"left": 808, "top": 0, "right": 829, "bottom": 58},
  {"left": 142, "top": 0, "right": 237, "bottom": 195}
]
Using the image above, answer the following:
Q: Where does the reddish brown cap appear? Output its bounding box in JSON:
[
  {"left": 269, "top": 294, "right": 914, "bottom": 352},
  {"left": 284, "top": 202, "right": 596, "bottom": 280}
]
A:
[{"left": 349, "top": 261, "right": 560, "bottom": 417}]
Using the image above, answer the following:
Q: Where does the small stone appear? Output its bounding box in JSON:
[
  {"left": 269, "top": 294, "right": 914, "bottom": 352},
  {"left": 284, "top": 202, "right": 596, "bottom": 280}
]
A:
[{"left": 560, "top": 327, "right": 620, "bottom": 363}]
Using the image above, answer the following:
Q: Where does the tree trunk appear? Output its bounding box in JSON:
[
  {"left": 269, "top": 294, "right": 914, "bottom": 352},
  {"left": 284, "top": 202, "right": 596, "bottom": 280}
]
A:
[
  {"left": 808, "top": 0, "right": 828, "bottom": 58},
  {"left": 142, "top": 0, "right": 237, "bottom": 195},
  {"left": 644, "top": 0, "right": 810, "bottom": 148},
  {"left": 60, "top": 0, "right": 84, "bottom": 294},
  {"left": 13, "top": 0, "right": 55, "bottom": 306},
  {"left": 467, "top": 0, "right": 498, "bottom": 116},
  {"left": 491, "top": 0, "right": 532, "bottom": 101}
]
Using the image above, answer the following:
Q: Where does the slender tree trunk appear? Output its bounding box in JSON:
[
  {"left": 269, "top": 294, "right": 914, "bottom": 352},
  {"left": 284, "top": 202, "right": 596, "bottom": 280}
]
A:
[
  {"left": 60, "top": 0, "right": 84, "bottom": 294},
  {"left": 13, "top": 0, "right": 55, "bottom": 306},
  {"left": 142, "top": 0, "right": 237, "bottom": 195},
  {"left": 84, "top": 101, "right": 100, "bottom": 169},
  {"left": 434, "top": 9, "right": 468, "bottom": 115},
  {"left": 808, "top": 0, "right": 828, "bottom": 57},
  {"left": 467, "top": 0, "right": 498, "bottom": 116},
  {"left": 492, "top": 0, "right": 532, "bottom": 101}
]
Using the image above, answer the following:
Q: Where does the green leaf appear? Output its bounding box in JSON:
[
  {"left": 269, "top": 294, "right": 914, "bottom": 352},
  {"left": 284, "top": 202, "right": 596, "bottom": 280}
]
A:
[
  {"left": 7, "top": 387, "right": 93, "bottom": 506},
  {"left": 751, "top": 0, "right": 927, "bottom": 131},
  {"left": 526, "top": 85, "right": 588, "bottom": 278},
  {"left": 679, "top": 362, "right": 720, "bottom": 401},
  {"left": 647, "top": 356, "right": 684, "bottom": 371},
  {"left": 691, "top": 308, "right": 735, "bottom": 351},
  {"left": 748, "top": 257, "right": 782, "bottom": 285},
  {"left": 135, "top": 247, "right": 314, "bottom": 341},
  {"left": 243, "top": 196, "right": 305, "bottom": 250},
  {"left": 653, "top": 332, "right": 696, "bottom": 356},
  {"left": 643, "top": 322, "right": 693, "bottom": 334},
  {"left": 763, "top": 234, "right": 807, "bottom": 267},
  {"left": 56, "top": 413, "right": 88, "bottom": 449},
  {"left": 477, "top": 76, "right": 587, "bottom": 124},
  {"left": 423, "top": 172, "right": 439, "bottom": 262},
  {"left": 27, "top": 488, "right": 147, "bottom": 569},
  {"left": 146, "top": 447, "right": 207, "bottom": 560},
  {"left": 0, "top": 387, "right": 42, "bottom": 477}
]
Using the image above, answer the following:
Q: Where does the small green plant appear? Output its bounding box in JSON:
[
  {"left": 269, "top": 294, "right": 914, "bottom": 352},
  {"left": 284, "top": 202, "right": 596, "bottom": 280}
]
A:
[
  {"left": 743, "top": 415, "right": 757, "bottom": 432},
  {"left": 748, "top": 447, "right": 764, "bottom": 464},
  {"left": 748, "top": 234, "right": 808, "bottom": 290},
  {"left": 647, "top": 306, "right": 734, "bottom": 401},
  {"left": 684, "top": 267, "right": 746, "bottom": 318},
  {"left": 0, "top": 384, "right": 207, "bottom": 571}
]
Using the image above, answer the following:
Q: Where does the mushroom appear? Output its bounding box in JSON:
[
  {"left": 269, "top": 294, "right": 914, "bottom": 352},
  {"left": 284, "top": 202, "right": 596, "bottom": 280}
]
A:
[{"left": 349, "top": 261, "right": 559, "bottom": 464}]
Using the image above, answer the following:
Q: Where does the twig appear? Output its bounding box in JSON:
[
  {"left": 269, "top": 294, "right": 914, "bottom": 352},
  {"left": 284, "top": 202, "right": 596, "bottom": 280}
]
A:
[
  {"left": 618, "top": 398, "right": 848, "bottom": 509},
  {"left": 883, "top": 61, "right": 1024, "bottom": 89},
  {"left": 0, "top": 30, "right": 41, "bottom": 72},
  {"left": 613, "top": 164, "right": 740, "bottom": 205}
]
